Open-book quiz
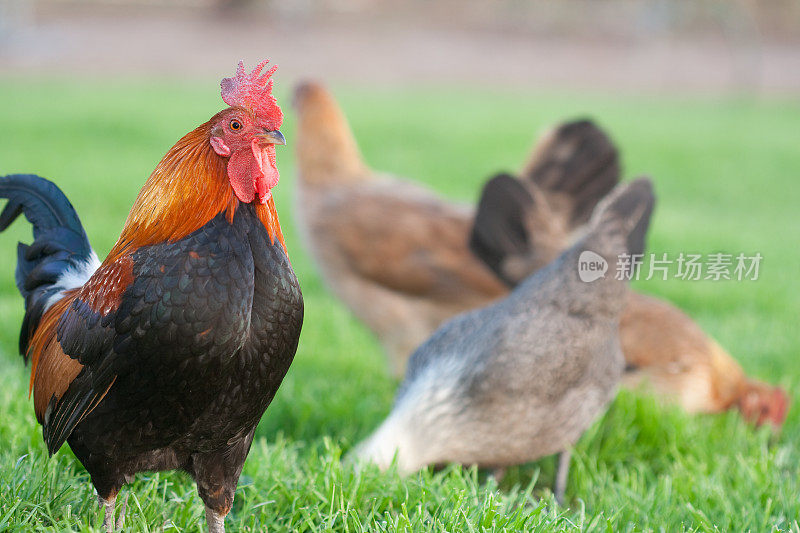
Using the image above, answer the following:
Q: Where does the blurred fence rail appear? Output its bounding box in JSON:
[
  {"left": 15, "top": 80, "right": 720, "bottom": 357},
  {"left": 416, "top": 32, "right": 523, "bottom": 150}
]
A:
[
  {"left": 1, "top": 0, "right": 798, "bottom": 95},
  {"left": 8, "top": 0, "right": 799, "bottom": 43}
]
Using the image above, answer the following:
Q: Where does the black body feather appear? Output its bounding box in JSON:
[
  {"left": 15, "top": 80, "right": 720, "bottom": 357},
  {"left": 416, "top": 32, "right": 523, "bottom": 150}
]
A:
[{"left": 52, "top": 204, "right": 303, "bottom": 513}]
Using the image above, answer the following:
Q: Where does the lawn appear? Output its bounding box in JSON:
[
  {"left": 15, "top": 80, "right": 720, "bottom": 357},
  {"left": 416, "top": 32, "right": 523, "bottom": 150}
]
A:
[{"left": 0, "top": 77, "right": 798, "bottom": 531}]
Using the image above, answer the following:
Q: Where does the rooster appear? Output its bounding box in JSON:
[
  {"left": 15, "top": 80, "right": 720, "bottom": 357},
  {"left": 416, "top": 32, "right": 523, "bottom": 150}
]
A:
[
  {"left": 292, "top": 81, "right": 617, "bottom": 376},
  {"left": 0, "top": 60, "right": 303, "bottom": 533},
  {"left": 355, "top": 179, "right": 656, "bottom": 504}
]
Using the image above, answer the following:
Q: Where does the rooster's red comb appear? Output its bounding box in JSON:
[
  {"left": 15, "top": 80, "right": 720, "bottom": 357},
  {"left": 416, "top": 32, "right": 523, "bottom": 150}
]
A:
[{"left": 221, "top": 59, "right": 283, "bottom": 126}]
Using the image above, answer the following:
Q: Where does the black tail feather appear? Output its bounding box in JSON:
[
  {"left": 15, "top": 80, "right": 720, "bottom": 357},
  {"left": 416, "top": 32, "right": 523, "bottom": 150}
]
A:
[{"left": 0, "top": 174, "right": 94, "bottom": 358}]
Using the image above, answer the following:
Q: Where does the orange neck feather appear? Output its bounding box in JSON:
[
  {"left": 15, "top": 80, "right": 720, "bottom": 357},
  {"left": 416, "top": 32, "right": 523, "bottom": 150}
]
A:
[
  {"left": 107, "top": 119, "right": 284, "bottom": 261},
  {"left": 255, "top": 198, "right": 287, "bottom": 253}
]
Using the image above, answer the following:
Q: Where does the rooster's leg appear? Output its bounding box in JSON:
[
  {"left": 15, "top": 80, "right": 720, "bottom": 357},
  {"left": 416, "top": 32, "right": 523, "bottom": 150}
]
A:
[
  {"left": 99, "top": 495, "right": 116, "bottom": 533},
  {"left": 205, "top": 506, "right": 226, "bottom": 533},
  {"left": 115, "top": 492, "right": 129, "bottom": 530},
  {"left": 194, "top": 429, "right": 254, "bottom": 533},
  {"left": 554, "top": 450, "right": 571, "bottom": 505}
]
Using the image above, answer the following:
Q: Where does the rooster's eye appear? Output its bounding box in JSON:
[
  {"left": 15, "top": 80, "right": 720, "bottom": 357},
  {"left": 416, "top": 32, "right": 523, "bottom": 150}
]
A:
[{"left": 229, "top": 119, "right": 242, "bottom": 131}]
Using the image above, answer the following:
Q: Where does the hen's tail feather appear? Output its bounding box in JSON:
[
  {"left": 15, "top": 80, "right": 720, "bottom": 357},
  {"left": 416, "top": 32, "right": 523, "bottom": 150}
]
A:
[
  {"left": 523, "top": 119, "right": 621, "bottom": 226},
  {"left": 587, "top": 177, "right": 655, "bottom": 261},
  {"left": 469, "top": 120, "right": 621, "bottom": 286},
  {"left": 0, "top": 174, "right": 97, "bottom": 358},
  {"left": 469, "top": 174, "right": 535, "bottom": 285}
]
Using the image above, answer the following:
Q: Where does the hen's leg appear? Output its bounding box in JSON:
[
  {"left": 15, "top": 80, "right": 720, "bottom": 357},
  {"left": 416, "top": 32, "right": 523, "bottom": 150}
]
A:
[
  {"left": 554, "top": 450, "right": 571, "bottom": 505},
  {"left": 490, "top": 467, "right": 506, "bottom": 483}
]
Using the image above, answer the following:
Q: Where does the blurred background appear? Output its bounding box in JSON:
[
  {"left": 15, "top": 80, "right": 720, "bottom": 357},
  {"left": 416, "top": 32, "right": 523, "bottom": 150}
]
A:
[
  {"left": 1, "top": 0, "right": 799, "bottom": 94},
  {"left": 1, "top": 2, "right": 799, "bottom": 529}
]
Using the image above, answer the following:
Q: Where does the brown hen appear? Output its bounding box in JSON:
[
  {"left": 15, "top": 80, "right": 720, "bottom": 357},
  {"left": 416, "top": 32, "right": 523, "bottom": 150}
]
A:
[{"left": 293, "top": 82, "right": 507, "bottom": 375}]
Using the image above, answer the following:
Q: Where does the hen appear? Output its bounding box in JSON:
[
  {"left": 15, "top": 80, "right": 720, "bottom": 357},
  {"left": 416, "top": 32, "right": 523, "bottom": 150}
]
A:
[
  {"left": 620, "top": 292, "right": 788, "bottom": 424},
  {"left": 471, "top": 172, "right": 788, "bottom": 426},
  {"left": 0, "top": 60, "right": 303, "bottom": 532},
  {"left": 292, "top": 81, "right": 617, "bottom": 376},
  {"left": 355, "top": 179, "right": 655, "bottom": 503}
]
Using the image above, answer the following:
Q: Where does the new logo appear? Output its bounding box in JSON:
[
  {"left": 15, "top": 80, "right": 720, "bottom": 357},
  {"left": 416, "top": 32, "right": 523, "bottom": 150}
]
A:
[{"left": 578, "top": 251, "right": 608, "bottom": 282}]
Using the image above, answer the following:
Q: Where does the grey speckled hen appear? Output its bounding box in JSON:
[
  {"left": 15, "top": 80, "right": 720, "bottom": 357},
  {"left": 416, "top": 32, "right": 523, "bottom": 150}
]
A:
[{"left": 354, "top": 178, "right": 655, "bottom": 503}]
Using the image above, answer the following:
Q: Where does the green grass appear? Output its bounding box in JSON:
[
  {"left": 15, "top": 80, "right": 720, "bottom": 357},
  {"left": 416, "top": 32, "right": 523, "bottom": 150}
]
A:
[{"left": 0, "top": 77, "right": 799, "bottom": 531}]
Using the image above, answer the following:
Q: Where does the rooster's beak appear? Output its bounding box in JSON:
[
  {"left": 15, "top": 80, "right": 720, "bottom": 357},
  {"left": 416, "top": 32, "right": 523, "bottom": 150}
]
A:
[{"left": 257, "top": 130, "right": 286, "bottom": 146}]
